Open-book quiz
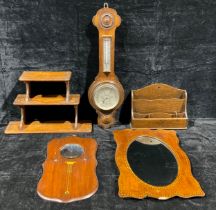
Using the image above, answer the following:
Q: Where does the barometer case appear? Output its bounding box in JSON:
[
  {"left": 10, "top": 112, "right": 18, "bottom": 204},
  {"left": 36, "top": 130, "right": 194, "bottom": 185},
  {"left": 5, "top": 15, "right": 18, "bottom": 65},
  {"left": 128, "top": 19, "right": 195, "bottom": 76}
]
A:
[{"left": 88, "top": 3, "right": 124, "bottom": 128}]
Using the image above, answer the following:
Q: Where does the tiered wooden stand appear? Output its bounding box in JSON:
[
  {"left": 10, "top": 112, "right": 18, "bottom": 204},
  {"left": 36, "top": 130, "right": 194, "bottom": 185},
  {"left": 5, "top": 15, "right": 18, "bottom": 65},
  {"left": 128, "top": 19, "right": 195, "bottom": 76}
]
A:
[
  {"left": 5, "top": 71, "right": 92, "bottom": 134},
  {"left": 131, "top": 83, "right": 188, "bottom": 129}
]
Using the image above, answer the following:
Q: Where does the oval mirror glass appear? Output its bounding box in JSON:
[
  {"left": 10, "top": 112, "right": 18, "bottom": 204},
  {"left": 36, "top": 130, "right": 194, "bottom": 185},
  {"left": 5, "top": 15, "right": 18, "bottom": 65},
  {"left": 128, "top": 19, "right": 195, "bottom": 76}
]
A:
[
  {"left": 60, "top": 144, "right": 84, "bottom": 159},
  {"left": 127, "top": 136, "right": 178, "bottom": 186}
]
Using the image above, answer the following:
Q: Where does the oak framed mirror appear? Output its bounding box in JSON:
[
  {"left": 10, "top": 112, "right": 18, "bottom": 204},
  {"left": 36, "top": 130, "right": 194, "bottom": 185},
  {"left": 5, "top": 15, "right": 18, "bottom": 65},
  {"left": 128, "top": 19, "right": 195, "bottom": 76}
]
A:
[{"left": 113, "top": 129, "right": 205, "bottom": 200}]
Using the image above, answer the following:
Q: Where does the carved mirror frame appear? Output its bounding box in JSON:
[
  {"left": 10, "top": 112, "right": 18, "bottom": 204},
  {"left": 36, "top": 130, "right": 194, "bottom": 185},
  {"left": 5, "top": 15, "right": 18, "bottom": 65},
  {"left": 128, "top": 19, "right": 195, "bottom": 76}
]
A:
[{"left": 113, "top": 129, "right": 205, "bottom": 200}]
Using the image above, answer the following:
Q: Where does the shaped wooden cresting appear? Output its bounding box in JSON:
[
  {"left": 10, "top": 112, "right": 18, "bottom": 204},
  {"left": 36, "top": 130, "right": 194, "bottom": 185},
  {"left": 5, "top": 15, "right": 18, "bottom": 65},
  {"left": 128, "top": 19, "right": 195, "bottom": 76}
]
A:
[
  {"left": 37, "top": 136, "right": 98, "bottom": 203},
  {"left": 88, "top": 3, "right": 124, "bottom": 128}
]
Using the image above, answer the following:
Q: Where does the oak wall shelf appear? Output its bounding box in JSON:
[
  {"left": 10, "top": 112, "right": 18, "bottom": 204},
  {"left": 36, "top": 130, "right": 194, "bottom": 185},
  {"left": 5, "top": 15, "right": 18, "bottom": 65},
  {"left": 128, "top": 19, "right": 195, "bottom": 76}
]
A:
[
  {"left": 20, "top": 71, "right": 72, "bottom": 102},
  {"left": 14, "top": 94, "right": 80, "bottom": 106},
  {"left": 5, "top": 71, "right": 92, "bottom": 134},
  {"left": 5, "top": 121, "right": 92, "bottom": 134}
]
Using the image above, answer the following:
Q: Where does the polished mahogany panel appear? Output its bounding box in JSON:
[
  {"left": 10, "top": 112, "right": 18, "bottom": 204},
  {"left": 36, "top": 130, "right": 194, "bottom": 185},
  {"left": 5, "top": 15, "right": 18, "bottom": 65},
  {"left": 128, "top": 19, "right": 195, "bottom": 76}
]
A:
[{"left": 37, "top": 136, "right": 98, "bottom": 203}]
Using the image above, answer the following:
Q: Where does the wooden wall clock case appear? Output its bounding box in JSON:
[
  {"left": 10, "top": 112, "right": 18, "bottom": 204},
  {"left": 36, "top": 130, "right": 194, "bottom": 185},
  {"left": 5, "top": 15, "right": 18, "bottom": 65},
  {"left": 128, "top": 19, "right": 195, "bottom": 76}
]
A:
[{"left": 88, "top": 3, "right": 124, "bottom": 128}]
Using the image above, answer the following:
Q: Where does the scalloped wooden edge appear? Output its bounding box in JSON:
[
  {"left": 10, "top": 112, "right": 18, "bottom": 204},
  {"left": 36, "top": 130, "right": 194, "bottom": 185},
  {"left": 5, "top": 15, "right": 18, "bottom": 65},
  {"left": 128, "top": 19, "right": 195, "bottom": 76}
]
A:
[
  {"left": 113, "top": 129, "right": 205, "bottom": 200},
  {"left": 37, "top": 136, "right": 98, "bottom": 203}
]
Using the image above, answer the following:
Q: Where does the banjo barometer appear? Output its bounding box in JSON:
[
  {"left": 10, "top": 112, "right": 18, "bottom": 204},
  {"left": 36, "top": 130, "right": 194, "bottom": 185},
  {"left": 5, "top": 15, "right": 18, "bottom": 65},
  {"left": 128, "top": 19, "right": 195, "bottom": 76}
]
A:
[{"left": 88, "top": 3, "right": 124, "bottom": 128}]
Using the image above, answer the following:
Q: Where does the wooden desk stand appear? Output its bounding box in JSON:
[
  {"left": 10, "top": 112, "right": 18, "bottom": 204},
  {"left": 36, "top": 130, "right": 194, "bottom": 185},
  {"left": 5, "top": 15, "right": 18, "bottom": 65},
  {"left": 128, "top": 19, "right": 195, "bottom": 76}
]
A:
[{"left": 131, "top": 83, "right": 188, "bottom": 129}]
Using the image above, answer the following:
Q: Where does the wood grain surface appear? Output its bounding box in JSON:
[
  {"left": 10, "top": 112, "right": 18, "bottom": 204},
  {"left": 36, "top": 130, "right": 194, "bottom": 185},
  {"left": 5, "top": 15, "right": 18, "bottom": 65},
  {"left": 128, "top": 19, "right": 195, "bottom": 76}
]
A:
[
  {"left": 113, "top": 129, "right": 205, "bottom": 200},
  {"left": 14, "top": 94, "right": 80, "bottom": 105},
  {"left": 5, "top": 121, "right": 92, "bottom": 134},
  {"left": 88, "top": 5, "right": 124, "bottom": 128},
  {"left": 37, "top": 136, "right": 98, "bottom": 203},
  {"left": 19, "top": 71, "right": 72, "bottom": 82},
  {"left": 131, "top": 83, "right": 188, "bottom": 129},
  {"left": 133, "top": 83, "right": 185, "bottom": 100},
  {"left": 133, "top": 98, "right": 185, "bottom": 113}
]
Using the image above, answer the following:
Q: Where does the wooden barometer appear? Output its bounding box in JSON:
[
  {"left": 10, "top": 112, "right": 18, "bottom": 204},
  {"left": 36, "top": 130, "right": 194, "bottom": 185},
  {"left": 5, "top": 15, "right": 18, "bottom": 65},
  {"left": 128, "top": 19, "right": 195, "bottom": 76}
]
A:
[{"left": 88, "top": 3, "right": 124, "bottom": 128}]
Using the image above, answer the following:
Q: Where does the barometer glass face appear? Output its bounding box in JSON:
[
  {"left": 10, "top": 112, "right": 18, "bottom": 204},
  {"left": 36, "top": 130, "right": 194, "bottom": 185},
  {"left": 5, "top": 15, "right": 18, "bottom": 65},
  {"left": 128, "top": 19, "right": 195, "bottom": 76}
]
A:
[
  {"left": 60, "top": 144, "right": 84, "bottom": 159},
  {"left": 103, "top": 37, "right": 111, "bottom": 72},
  {"left": 93, "top": 83, "right": 120, "bottom": 110},
  {"left": 127, "top": 136, "right": 178, "bottom": 186}
]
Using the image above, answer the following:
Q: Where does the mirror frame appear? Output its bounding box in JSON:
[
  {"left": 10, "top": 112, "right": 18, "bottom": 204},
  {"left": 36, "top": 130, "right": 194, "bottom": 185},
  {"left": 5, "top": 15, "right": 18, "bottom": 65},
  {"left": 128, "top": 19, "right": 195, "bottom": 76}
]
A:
[{"left": 113, "top": 129, "right": 205, "bottom": 200}]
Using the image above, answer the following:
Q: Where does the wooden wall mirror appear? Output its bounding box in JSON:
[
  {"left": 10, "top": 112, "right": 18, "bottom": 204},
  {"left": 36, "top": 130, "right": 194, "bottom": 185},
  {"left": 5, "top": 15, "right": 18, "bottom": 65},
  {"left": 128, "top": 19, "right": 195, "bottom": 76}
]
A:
[
  {"left": 60, "top": 144, "right": 84, "bottom": 159},
  {"left": 113, "top": 129, "right": 205, "bottom": 200},
  {"left": 37, "top": 136, "right": 98, "bottom": 203}
]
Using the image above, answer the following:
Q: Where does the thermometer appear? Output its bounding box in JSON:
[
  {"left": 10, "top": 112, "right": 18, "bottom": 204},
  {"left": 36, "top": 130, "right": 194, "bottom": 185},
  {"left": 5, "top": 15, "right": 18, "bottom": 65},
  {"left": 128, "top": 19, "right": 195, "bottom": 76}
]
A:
[{"left": 103, "top": 37, "right": 111, "bottom": 72}]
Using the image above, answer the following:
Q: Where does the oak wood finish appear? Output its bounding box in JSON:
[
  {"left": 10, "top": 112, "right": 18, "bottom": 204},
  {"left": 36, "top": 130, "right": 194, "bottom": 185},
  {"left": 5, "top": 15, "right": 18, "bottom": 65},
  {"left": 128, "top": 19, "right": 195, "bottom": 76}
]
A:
[
  {"left": 5, "top": 71, "right": 92, "bottom": 134},
  {"left": 20, "top": 71, "right": 72, "bottom": 101},
  {"left": 37, "top": 136, "right": 98, "bottom": 203},
  {"left": 133, "top": 98, "right": 185, "bottom": 114},
  {"left": 88, "top": 4, "right": 124, "bottom": 128},
  {"left": 19, "top": 106, "right": 25, "bottom": 129},
  {"left": 131, "top": 83, "right": 188, "bottom": 129},
  {"left": 133, "top": 83, "right": 185, "bottom": 99},
  {"left": 14, "top": 94, "right": 80, "bottom": 105},
  {"left": 5, "top": 121, "right": 92, "bottom": 134},
  {"left": 113, "top": 129, "right": 205, "bottom": 200},
  {"left": 19, "top": 71, "right": 72, "bottom": 82},
  {"left": 133, "top": 112, "right": 185, "bottom": 118}
]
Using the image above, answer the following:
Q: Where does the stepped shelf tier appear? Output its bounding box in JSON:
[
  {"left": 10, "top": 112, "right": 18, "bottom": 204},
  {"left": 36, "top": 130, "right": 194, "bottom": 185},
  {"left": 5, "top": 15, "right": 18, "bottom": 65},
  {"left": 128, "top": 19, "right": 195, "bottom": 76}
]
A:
[
  {"left": 19, "top": 71, "right": 72, "bottom": 102},
  {"left": 5, "top": 71, "right": 92, "bottom": 134}
]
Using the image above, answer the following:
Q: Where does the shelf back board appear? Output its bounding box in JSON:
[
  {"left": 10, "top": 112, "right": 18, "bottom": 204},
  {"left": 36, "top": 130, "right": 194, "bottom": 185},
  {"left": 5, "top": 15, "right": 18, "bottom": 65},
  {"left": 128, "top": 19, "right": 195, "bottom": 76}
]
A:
[{"left": 133, "top": 83, "right": 186, "bottom": 100}]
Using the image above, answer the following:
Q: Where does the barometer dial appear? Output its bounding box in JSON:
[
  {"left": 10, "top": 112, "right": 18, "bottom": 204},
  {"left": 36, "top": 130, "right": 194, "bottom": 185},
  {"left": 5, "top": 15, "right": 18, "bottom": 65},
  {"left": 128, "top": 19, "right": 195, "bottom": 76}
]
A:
[{"left": 93, "top": 83, "right": 120, "bottom": 110}]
